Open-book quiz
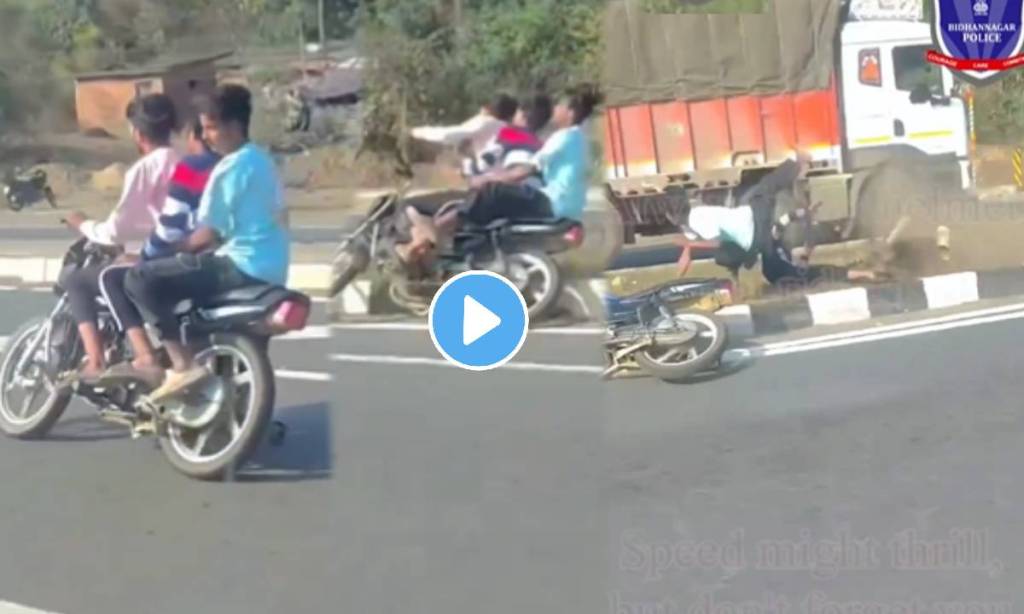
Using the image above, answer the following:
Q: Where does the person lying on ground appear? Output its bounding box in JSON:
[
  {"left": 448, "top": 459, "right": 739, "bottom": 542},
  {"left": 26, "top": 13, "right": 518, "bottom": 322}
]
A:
[
  {"left": 97, "top": 117, "right": 222, "bottom": 386},
  {"left": 61, "top": 94, "right": 180, "bottom": 384},
  {"left": 676, "top": 154, "right": 884, "bottom": 285},
  {"left": 124, "top": 84, "right": 291, "bottom": 403}
]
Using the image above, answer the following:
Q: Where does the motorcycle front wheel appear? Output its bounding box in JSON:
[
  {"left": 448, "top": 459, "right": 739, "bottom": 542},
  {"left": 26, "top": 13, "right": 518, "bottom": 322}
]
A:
[
  {"left": 0, "top": 317, "right": 72, "bottom": 439},
  {"left": 158, "top": 333, "right": 275, "bottom": 480},
  {"left": 634, "top": 311, "right": 728, "bottom": 383},
  {"left": 329, "top": 238, "right": 371, "bottom": 298}
]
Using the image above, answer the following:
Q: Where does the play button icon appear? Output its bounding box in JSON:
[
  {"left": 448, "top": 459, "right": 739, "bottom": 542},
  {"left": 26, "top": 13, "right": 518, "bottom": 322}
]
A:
[
  {"left": 429, "top": 271, "right": 529, "bottom": 371},
  {"left": 462, "top": 295, "right": 502, "bottom": 345}
]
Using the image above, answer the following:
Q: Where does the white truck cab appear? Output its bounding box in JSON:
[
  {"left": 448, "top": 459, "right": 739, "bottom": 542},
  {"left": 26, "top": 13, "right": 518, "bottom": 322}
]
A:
[{"left": 839, "top": 20, "right": 972, "bottom": 188}]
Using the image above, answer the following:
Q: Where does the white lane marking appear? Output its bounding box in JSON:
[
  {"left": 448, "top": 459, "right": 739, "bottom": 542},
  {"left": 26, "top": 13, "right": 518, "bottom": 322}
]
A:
[
  {"left": 806, "top": 287, "right": 871, "bottom": 325},
  {"left": 0, "top": 600, "right": 61, "bottom": 614},
  {"left": 0, "top": 336, "right": 7, "bottom": 351},
  {"left": 279, "top": 326, "right": 332, "bottom": 340},
  {"left": 922, "top": 271, "right": 979, "bottom": 309},
  {"left": 275, "top": 369, "right": 333, "bottom": 382},
  {"left": 760, "top": 300, "right": 1024, "bottom": 350},
  {"left": 724, "top": 306, "right": 1024, "bottom": 363},
  {"left": 330, "top": 353, "right": 603, "bottom": 374},
  {"left": 330, "top": 322, "right": 603, "bottom": 336}
]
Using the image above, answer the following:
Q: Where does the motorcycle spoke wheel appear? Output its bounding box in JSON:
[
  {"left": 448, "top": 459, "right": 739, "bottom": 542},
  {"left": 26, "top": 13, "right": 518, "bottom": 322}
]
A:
[
  {"left": 505, "top": 252, "right": 561, "bottom": 319},
  {"left": 167, "top": 345, "right": 255, "bottom": 465},
  {"left": 0, "top": 331, "right": 54, "bottom": 426},
  {"left": 645, "top": 315, "right": 719, "bottom": 367}
]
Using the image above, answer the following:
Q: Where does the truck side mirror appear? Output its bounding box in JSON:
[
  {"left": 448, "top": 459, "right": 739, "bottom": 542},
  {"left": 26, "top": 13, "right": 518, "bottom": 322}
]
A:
[{"left": 909, "top": 84, "right": 931, "bottom": 105}]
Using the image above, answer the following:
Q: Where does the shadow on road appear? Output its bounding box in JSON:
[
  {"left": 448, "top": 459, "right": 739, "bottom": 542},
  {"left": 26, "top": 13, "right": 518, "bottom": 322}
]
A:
[
  {"left": 46, "top": 414, "right": 130, "bottom": 442},
  {"left": 663, "top": 348, "right": 759, "bottom": 385},
  {"left": 238, "top": 402, "right": 333, "bottom": 483}
]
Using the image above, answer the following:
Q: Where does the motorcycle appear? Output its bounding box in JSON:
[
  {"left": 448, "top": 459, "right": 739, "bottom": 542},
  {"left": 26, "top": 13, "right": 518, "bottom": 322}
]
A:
[
  {"left": 0, "top": 239, "right": 311, "bottom": 480},
  {"left": 4, "top": 168, "right": 57, "bottom": 211},
  {"left": 330, "top": 192, "right": 584, "bottom": 319},
  {"left": 602, "top": 278, "right": 732, "bottom": 382}
]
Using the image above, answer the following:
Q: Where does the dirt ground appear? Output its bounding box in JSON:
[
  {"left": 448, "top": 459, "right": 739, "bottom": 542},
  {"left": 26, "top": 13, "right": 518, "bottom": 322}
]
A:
[{"left": 0, "top": 129, "right": 464, "bottom": 227}]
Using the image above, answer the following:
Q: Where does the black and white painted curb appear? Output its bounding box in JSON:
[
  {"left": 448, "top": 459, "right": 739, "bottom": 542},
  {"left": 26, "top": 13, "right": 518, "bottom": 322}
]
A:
[
  {"left": 0, "top": 256, "right": 335, "bottom": 294},
  {"left": 328, "top": 268, "right": 1024, "bottom": 337},
  {"left": 717, "top": 269, "right": 1024, "bottom": 338}
]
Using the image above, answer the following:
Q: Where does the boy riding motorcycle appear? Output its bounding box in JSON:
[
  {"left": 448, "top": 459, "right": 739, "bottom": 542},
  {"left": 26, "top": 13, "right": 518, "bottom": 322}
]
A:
[
  {"left": 123, "top": 85, "right": 291, "bottom": 403},
  {"left": 62, "top": 94, "right": 180, "bottom": 384}
]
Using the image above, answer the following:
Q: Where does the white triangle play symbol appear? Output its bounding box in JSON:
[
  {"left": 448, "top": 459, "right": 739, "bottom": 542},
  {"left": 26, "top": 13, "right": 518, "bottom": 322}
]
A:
[{"left": 463, "top": 295, "right": 502, "bottom": 345}]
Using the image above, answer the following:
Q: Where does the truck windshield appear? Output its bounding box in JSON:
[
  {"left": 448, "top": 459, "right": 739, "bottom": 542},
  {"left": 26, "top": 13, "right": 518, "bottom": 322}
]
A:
[{"left": 893, "top": 45, "right": 943, "bottom": 94}]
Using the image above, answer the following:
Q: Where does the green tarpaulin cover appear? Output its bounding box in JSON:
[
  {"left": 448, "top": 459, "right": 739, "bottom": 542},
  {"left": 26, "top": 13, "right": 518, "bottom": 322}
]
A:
[{"left": 603, "top": 0, "right": 843, "bottom": 105}]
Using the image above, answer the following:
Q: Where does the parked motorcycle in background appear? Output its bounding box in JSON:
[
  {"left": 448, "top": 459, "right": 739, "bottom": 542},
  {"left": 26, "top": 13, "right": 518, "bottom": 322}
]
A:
[
  {"left": 603, "top": 278, "right": 732, "bottom": 382},
  {"left": 3, "top": 168, "right": 57, "bottom": 211},
  {"left": 0, "top": 238, "right": 311, "bottom": 480}
]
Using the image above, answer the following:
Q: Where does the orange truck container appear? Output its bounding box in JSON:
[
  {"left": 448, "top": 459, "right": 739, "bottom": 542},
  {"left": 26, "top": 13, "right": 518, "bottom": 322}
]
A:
[{"left": 603, "top": 80, "right": 842, "bottom": 190}]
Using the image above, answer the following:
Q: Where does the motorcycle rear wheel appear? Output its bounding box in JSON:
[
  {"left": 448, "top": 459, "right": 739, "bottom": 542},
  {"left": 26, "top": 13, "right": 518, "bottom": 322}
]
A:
[
  {"left": 158, "top": 333, "right": 275, "bottom": 480},
  {"left": 634, "top": 311, "right": 728, "bottom": 383},
  {"left": 505, "top": 251, "right": 562, "bottom": 321},
  {"left": 0, "top": 318, "right": 72, "bottom": 439}
]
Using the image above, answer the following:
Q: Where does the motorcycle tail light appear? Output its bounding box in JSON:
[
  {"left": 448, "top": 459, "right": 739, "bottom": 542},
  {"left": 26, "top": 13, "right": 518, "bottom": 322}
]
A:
[
  {"left": 563, "top": 225, "right": 585, "bottom": 248},
  {"left": 268, "top": 299, "right": 310, "bottom": 332}
]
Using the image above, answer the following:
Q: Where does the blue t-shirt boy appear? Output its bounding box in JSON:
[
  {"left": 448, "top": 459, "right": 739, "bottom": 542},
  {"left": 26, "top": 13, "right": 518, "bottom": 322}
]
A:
[{"left": 197, "top": 143, "right": 290, "bottom": 285}]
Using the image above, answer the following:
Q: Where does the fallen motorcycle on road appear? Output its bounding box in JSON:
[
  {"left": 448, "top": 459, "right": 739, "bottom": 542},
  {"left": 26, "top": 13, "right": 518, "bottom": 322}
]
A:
[
  {"left": 602, "top": 278, "right": 732, "bottom": 383},
  {"left": 0, "top": 239, "right": 311, "bottom": 480},
  {"left": 329, "top": 192, "right": 584, "bottom": 320}
]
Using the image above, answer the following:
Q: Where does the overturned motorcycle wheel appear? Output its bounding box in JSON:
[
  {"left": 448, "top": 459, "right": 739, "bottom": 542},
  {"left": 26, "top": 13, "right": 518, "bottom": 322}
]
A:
[
  {"left": 506, "top": 251, "right": 562, "bottom": 321},
  {"left": 0, "top": 317, "right": 73, "bottom": 439},
  {"left": 329, "top": 239, "right": 371, "bottom": 298},
  {"left": 158, "top": 333, "right": 275, "bottom": 481},
  {"left": 634, "top": 311, "right": 728, "bottom": 383}
]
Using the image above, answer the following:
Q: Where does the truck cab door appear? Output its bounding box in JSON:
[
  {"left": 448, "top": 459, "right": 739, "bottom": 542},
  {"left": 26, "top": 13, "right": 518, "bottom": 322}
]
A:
[
  {"left": 841, "top": 32, "right": 969, "bottom": 185},
  {"left": 888, "top": 43, "right": 968, "bottom": 161},
  {"left": 841, "top": 42, "right": 895, "bottom": 160}
]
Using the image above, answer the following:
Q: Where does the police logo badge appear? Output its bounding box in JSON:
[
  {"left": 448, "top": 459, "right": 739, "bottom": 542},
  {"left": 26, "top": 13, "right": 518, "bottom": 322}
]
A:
[{"left": 928, "top": 0, "right": 1024, "bottom": 85}]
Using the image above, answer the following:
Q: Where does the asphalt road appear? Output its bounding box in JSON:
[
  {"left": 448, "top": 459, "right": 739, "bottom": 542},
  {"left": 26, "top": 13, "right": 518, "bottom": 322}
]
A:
[{"left": 0, "top": 288, "right": 1022, "bottom": 613}]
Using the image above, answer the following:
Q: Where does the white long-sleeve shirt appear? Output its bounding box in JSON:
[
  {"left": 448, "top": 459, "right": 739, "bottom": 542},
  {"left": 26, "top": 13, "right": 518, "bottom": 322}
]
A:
[
  {"left": 411, "top": 114, "right": 504, "bottom": 159},
  {"left": 79, "top": 147, "right": 180, "bottom": 254}
]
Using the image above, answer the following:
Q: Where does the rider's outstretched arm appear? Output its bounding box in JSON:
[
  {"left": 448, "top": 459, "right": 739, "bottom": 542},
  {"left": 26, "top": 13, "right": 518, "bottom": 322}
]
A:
[{"left": 411, "top": 114, "right": 499, "bottom": 146}]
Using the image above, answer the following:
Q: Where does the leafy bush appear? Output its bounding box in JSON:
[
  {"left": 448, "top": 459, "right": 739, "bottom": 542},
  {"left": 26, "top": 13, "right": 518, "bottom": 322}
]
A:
[{"left": 358, "top": 0, "right": 605, "bottom": 171}]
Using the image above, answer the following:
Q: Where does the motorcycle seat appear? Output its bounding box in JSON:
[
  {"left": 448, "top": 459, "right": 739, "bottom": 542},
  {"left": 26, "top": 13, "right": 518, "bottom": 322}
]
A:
[{"left": 173, "top": 284, "right": 295, "bottom": 315}]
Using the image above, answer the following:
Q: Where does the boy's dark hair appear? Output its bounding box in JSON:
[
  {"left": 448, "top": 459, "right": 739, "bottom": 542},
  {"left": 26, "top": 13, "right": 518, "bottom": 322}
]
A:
[
  {"left": 197, "top": 84, "right": 253, "bottom": 136},
  {"left": 486, "top": 93, "right": 519, "bottom": 122},
  {"left": 181, "top": 116, "right": 203, "bottom": 142},
  {"left": 125, "top": 94, "right": 177, "bottom": 145},
  {"left": 522, "top": 93, "right": 553, "bottom": 133},
  {"left": 565, "top": 83, "right": 604, "bottom": 125}
]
